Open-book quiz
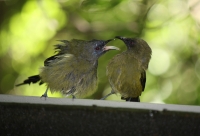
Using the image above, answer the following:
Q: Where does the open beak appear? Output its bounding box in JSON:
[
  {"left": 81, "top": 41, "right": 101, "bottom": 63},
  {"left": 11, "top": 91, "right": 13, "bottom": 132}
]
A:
[
  {"left": 103, "top": 46, "right": 120, "bottom": 51},
  {"left": 103, "top": 39, "right": 120, "bottom": 51}
]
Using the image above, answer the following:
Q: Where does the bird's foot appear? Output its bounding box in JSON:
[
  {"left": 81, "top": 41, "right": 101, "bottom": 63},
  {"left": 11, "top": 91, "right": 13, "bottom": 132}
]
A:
[
  {"left": 40, "top": 93, "right": 48, "bottom": 100},
  {"left": 72, "top": 94, "right": 76, "bottom": 101},
  {"left": 40, "top": 87, "right": 49, "bottom": 100}
]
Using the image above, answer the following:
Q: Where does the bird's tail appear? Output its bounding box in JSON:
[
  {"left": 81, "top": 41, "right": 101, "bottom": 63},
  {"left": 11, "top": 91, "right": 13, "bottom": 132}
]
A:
[
  {"left": 16, "top": 75, "right": 43, "bottom": 86},
  {"left": 121, "top": 97, "right": 140, "bottom": 102}
]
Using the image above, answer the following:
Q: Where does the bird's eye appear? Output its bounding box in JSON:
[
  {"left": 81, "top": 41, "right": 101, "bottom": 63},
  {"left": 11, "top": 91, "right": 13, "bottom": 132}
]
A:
[{"left": 95, "top": 47, "right": 100, "bottom": 50}]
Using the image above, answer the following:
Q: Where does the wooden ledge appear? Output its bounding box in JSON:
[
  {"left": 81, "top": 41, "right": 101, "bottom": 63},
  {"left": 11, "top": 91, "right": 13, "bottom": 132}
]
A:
[{"left": 0, "top": 94, "right": 200, "bottom": 135}]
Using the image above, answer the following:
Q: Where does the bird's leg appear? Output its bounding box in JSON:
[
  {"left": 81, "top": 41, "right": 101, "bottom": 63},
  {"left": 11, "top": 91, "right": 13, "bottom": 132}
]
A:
[
  {"left": 41, "top": 86, "right": 49, "bottom": 100},
  {"left": 100, "top": 90, "right": 115, "bottom": 100},
  {"left": 127, "top": 97, "right": 132, "bottom": 102},
  {"left": 72, "top": 94, "right": 76, "bottom": 100},
  {"left": 68, "top": 86, "right": 76, "bottom": 100}
]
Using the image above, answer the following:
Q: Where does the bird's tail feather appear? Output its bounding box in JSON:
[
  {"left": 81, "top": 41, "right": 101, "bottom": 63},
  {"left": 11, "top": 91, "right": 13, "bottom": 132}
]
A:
[{"left": 16, "top": 75, "right": 42, "bottom": 86}]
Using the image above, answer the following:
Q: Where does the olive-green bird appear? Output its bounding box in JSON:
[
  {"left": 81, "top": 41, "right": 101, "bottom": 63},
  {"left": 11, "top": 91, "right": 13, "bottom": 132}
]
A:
[
  {"left": 101, "top": 36, "right": 152, "bottom": 102},
  {"left": 16, "top": 39, "right": 119, "bottom": 98}
]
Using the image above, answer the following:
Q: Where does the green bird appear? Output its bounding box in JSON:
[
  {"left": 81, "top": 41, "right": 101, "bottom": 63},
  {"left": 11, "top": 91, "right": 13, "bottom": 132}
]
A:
[
  {"left": 101, "top": 36, "right": 152, "bottom": 102},
  {"left": 16, "top": 39, "right": 119, "bottom": 98}
]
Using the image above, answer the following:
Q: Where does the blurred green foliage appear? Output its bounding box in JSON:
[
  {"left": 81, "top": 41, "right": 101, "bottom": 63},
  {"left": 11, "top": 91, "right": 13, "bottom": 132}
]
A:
[{"left": 0, "top": 0, "right": 200, "bottom": 105}]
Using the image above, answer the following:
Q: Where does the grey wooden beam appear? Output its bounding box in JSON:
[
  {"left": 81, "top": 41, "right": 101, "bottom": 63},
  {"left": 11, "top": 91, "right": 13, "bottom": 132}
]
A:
[{"left": 0, "top": 94, "right": 200, "bottom": 136}]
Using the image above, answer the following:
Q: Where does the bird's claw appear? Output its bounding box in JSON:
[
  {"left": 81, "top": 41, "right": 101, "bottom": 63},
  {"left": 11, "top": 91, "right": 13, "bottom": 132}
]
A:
[{"left": 40, "top": 94, "right": 48, "bottom": 100}]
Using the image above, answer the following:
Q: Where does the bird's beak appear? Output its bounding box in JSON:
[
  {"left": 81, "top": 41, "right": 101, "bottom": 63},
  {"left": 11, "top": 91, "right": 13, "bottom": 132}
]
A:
[
  {"left": 103, "top": 46, "right": 120, "bottom": 51},
  {"left": 115, "top": 36, "right": 126, "bottom": 40},
  {"left": 105, "top": 39, "right": 114, "bottom": 44},
  {"left": 103, "top": 39, "right": 120, "bottom": 51}
]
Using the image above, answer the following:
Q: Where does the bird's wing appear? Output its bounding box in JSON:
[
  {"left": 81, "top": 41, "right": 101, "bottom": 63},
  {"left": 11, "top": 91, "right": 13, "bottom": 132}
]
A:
[
  {"left": 44, "top": 55, "right": 58, "bottom": 66},
  {"left": 44, "top": 54, "right": 74, "bottom": 67},
  {"left": 44, "top": 40, "right": 71, "bottom": 66},
  {"left": 54, "top": 40, "right": 70, "bottom": 54},
  {"left": 140, "top": 69, "right": 146, "bottom": 91}
]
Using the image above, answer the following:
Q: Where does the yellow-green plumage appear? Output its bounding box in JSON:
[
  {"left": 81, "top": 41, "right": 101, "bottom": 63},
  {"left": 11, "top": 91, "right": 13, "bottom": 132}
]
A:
[
  {"left": 39, "top": 39, "right": 118, "bottom": 98},
  {"left": 107, "top": 51, "right": 144, "bottom": 98},
  {"left": 40, "top": 55, "right": 98, "bottom": 97},
  {"left": 16, "top": 39, "right": 119, "bottom": 98},
  {"left": 102, "top": 36, "right": 152, "bottom": 102}
]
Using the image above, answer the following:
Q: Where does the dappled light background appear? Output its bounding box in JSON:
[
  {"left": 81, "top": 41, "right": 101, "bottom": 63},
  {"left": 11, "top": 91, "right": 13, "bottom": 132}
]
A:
[{"left": 0, "top": 0, "right": 200, "bottom": 105}]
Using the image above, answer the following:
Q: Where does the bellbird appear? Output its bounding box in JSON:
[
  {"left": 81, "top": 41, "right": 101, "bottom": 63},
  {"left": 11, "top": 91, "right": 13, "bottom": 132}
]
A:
[
  {"left": 101, "top": 36, "right": 152, "bottom": 102},
  {"left": 16, "top": 39, "right": 119, "bottom": 98}
]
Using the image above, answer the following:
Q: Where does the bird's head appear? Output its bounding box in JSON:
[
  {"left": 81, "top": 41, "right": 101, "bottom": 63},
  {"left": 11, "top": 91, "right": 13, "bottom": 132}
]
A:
[
  {"left": 90, "top": 39, "right": 119, "bottom": 57},
  {"left": 77, "top": 39, "right": 120, "bottom": 61},
  {"left": 115, "top": 36, "right": 146, "bottom": 50},
  {"left": 115, "top": 36, "right": 151, "bottom": 52},
  {"left": 115, "top": 36, "right": 152, "bottom": 69}
]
